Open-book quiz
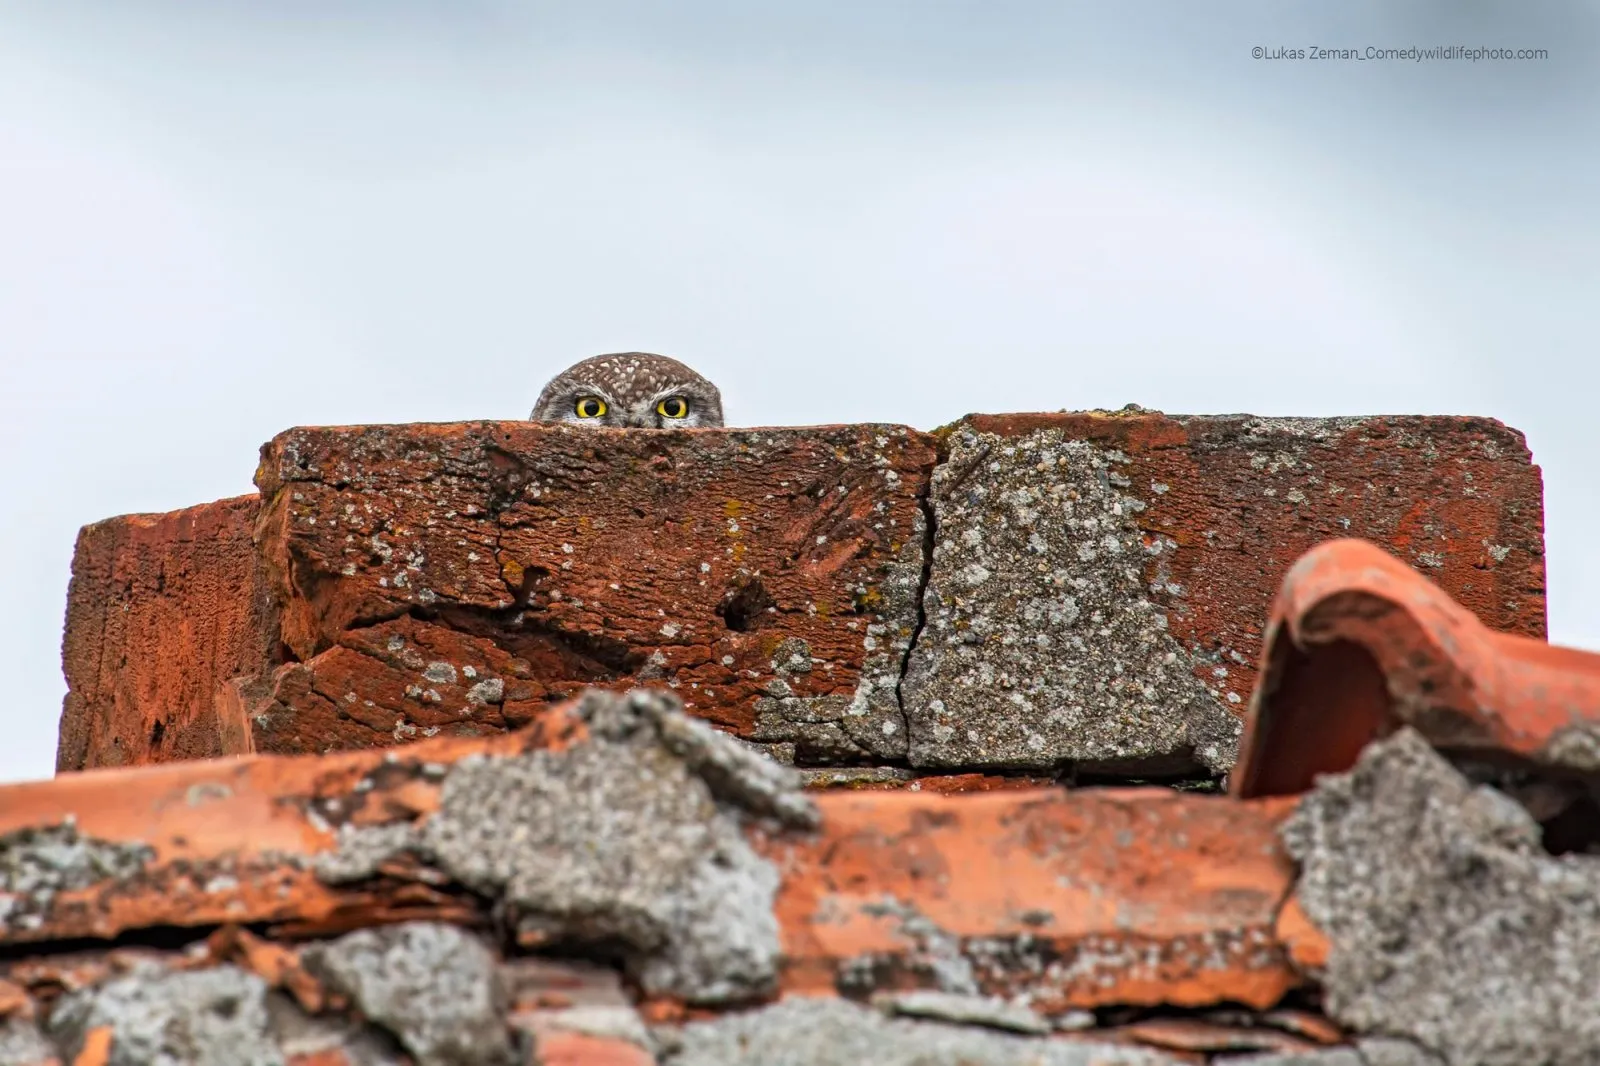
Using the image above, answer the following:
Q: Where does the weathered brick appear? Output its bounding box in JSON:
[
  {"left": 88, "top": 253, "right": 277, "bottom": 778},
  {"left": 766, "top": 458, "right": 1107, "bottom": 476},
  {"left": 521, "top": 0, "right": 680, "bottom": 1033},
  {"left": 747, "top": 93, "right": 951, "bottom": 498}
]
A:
[
  {"left": 57, "top": 495, "right": 278, "bottom": 772},
  {"left": 768, "top": 786, "right": 1301, "bottom": 1011},
  {"left": 249, "top": 421, "right": 934, "bottom": 761},
  {"left": 57, "top": 413, "right": 1547, "bottom": 776},
  {"left": 903, "top": 412, "right": 1545, "bottom": 776}
]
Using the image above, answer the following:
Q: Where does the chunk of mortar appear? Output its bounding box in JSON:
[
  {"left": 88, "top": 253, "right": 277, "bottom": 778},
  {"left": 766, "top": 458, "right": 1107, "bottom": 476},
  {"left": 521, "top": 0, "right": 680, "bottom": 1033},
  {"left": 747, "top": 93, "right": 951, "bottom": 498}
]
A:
[
  {"left": 315, "top": 688, "right": 819, "bottom": 1004},
  {"left": 0, "top": 1017, "right": 59, "bottom": 1065},
  {"left": 1284, "top": 728, "right": 1600, "bottom": 1066},
  {"left": 300, "top": 921, "right": 515, "bottom": 1066},
  {"left": 47, "top": 963, "right": 285, "bottom": 1066},
  {"left": 655, "top": 996, "right": 1179, "bottom": 1066},
  {"left": 1227, "top": 1041, "right": 1443, "bottom": 1066},
  {"left": 903, "top": 424, "right": 1240, "bottom": 774}
]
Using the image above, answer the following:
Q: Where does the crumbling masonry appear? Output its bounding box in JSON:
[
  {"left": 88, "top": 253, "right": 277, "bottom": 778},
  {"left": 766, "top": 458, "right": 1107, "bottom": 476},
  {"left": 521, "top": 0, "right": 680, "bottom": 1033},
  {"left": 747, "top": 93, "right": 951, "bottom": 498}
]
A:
[{"left": 3, "top": 409, "right": 1595, "bottom": 1066}]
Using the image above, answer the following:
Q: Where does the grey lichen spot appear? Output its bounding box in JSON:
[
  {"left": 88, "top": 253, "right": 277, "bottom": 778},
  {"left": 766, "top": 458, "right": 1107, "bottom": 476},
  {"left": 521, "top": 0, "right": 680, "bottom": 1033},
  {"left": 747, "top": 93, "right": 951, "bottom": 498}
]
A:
[
  {"left": 638, "top": 649, "right": 670, "bottom": 680},
  {"left": 47, "top": 964, "right": 286, "bottom": 1066},
  {"left": 655, "top": 996, "right": 1175, "bottom": 1066},
  {"left": 421, "top": 661, "right": 458, "bottom": 685},
  {"left": 846, "top": 898, "right": 978, "bottom": 995},
  {"left": 300, "top": 922, "right": 515, "bottom": 1066},
  {"left": 1283, "top": 728, "right": 1600, "bottom": 1066},
  {"left": 770, "top": 637, "right": 813, "bottom": 676},
  {"left": 314, "top": 688, "right": 816, "bottom": 1004},
  {"left": 0, "top": 820, "right": 154, "bottom": 933},
  {"left": 903, "top": 423, "right": 1240, "bottom": 774}
]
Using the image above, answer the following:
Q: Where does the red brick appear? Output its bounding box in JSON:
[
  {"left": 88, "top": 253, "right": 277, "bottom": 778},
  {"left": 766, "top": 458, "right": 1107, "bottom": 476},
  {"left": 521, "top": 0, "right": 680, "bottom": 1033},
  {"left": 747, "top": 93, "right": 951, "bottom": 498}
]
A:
[
  {"left": 248, "top": 421, "right": 934, "bottom": 760},
  {"left": 769, "top": 787, "right": 1302, "bottom": 1011},
  {"left": 57, "top": 495, "right": 278, "bottom": 772}
]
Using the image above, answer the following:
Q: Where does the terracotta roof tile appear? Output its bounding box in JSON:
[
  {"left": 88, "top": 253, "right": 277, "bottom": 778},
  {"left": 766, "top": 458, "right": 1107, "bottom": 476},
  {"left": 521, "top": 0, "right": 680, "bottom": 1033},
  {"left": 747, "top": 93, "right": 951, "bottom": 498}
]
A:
[{"left": 1232, "top": 537, "right": 1600, "bottom": 799}]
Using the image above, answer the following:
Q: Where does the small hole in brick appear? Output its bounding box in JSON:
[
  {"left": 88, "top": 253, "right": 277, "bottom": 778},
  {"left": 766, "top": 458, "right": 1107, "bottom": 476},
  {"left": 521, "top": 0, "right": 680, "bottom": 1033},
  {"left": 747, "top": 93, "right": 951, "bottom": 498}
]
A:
[
  {"left": 718, "top": 577, "right": 775, "bottom": 632},
  {"left": 149, "top": 719, "right": 166, "bottom": 747}
]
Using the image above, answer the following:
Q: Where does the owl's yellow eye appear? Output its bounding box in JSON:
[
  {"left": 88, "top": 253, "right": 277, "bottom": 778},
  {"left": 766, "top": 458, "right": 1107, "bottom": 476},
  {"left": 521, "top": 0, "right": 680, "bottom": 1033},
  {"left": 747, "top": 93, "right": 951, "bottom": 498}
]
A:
[
  {"left": 656, "top": 397, "right": 689, "bottom": 419},
  {"left": 574, "top": 397, "right": 607, "bottom": 418}
]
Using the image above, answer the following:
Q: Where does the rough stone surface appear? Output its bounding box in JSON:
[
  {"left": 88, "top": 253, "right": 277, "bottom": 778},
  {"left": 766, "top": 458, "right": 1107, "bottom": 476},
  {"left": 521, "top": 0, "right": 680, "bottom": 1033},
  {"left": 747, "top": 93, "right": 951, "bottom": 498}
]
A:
[
  {"left": 1230, "top": 1043, "right": 1443, "bottom": 1066},
  {"left": 46, "top": 963, "right": 285, "bottom": 1066},
  {"left": 905, "top": 421, "right": 1236, "bottom": 774},
  {"left": 1225, "top": 1052, "right": 1365, "bottom": 1066},
  {"left": 265, "top": 993, "right": 409, "bottom": 1066},
  {"left": 1283, "top": 728, "right": 1600, "bottom": 1066},
  {"left": 0, "top": 821, "right": 154, "bottom": 936},
  {"left": 301, "top": 921, "right": 515, "bottom": 1066},
  {"left": 245, "top": 421, "right": 934, "bottom": 763},
  {"left": 317, "top": 689, "right": 816, "bottom": 1004},
  {"left": 0, "top": 1017, "right": 57, "bottom": 1064},
  {"left": 1355, "top": 1040, "right": 1448, "bottom": 1066},
  {"left": 528, "top": 1005, "right": 654, "bottom": 1049},
  {"left": 57, "top": 494, "right": 278, "bottom": 771},
  {"left": 658, "top": 996, "right": 1179, "bottom": 1065},
  {"left": 904, "top": 412, "right": 1546, "bottom": 776}
]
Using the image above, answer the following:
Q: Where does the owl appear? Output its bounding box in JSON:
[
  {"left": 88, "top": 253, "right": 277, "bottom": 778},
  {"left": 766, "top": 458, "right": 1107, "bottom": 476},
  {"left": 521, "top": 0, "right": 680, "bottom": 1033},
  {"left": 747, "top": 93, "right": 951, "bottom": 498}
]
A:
[{"left": 529, "top": 352, "right": 725, "bottom": 428}]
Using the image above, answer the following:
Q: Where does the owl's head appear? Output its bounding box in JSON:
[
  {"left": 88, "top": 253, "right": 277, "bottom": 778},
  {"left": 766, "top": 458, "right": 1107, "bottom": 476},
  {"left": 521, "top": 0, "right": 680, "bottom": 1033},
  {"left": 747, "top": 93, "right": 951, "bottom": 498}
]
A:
[{"left": 529, "top": 352, "right": 725, "bottom": 428}]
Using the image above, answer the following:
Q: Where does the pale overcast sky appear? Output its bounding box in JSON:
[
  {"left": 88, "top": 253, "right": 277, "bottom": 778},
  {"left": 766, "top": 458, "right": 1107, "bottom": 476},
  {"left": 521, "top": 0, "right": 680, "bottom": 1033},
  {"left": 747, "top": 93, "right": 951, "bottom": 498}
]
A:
[{"left": 2, "top": 2, "right": 1595, "bottom": 783}]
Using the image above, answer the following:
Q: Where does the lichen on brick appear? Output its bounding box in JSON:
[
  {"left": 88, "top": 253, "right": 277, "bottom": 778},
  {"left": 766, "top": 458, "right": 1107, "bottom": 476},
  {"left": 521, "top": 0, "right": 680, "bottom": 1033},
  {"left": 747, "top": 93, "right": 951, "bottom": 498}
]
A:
[
  {"left": 750, "top": 519, "right": 925, "bottom": 764},
  {"left": 0, "top": 820, "right": 154, "bottom": 934},
  {"left": 1283, "top": 728, "right": 1600, "bottom": 1066},
  {"left": 315, "top": 688, "right": 816, "bottom": 1004},
  {"left": 903, "top": 423, "right": 1240, "bottom": 775}
]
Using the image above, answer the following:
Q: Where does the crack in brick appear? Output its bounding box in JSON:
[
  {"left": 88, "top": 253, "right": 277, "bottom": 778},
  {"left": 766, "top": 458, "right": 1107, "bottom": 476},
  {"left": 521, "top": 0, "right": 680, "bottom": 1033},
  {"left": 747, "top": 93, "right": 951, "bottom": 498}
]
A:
[{"left": 891, "top": 459, "right": 939, "bottom": 743}]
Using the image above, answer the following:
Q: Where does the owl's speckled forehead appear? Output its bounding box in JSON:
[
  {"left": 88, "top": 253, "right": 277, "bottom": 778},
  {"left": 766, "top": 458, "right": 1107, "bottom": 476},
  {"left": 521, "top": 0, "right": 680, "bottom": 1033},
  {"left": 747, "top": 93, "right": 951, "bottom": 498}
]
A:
[{"left": 535, "top": 351, "right": 715, "bottom": 407}]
